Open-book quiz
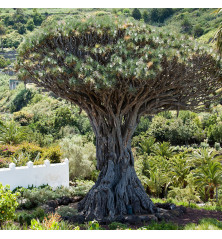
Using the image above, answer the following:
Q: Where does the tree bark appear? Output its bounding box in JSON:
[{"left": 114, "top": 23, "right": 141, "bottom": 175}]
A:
[{"left": 78, "top": 111, "right": 157, "bottom": 220}]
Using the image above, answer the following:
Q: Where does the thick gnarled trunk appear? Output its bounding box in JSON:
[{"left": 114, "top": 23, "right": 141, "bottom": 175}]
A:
[{"left": 78, "top": 113, "right": 157, "bottom": 220}]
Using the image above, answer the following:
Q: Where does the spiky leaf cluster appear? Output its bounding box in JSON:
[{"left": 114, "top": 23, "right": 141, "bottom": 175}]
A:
[{"left": 16, "top": 16, "right": 222, "bottom": 115}]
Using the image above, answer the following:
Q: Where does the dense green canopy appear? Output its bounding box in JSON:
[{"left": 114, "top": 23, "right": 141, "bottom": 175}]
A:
[{"left": 16, "top": 16, "right": 222, "bottom": 115}]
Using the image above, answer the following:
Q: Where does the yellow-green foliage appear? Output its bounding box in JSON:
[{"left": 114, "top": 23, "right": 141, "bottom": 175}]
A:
[
  {"left": 13, "top": 111, "right": 34, "bottom": 126},
  {"left": 42, "top": 145, "right": 61, "bottom": 164},
  {"left": 0, "top": 184, "right": 20, "bottom": 227},
  {"left": 0, "top": 142, "right": 62, "bottom": 166}
]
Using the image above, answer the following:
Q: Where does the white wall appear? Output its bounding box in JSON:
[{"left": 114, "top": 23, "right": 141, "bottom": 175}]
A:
[{"left": 0, "top": 159, "right": 69, "bottom": 190}]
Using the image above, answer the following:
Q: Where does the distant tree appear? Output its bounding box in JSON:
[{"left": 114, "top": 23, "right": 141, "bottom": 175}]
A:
[
  {"left": 16, "top": 23, "right": 26, "bottom": 34},
  {"left": 13, "top": 8, "right": 27, "bottom": 24},
  {"left": 32, "top": 9, "right": 43, "bottom": 26},
  {"left": 132, "top": 8, "right": 142, "bottom": 20},
  {"left": 123, "top": 8, "right": 130, "bottom": 16},
  {"left": 181, "top": 18, "right": 193, "bottom": 34},
  {"left": 143, "top": 10, "right": 149, "bottom": 23},
  {"left": 16, "top": 16, "right": 222, "bottom": 220},
  {"left": 26, "top": 19, "right": 35, "bottom": 31},
  {"left": 193, "top": 24, "right": 204, "bottom": 38},
  {"left": 158, "top": 8, "right": 174, "bottom": 23},
  {"left": 150, "top": 8, "right": 159, "bottom": 22},
  {"left": 0, "top": 24, "right": 5, "bottom": 51}
]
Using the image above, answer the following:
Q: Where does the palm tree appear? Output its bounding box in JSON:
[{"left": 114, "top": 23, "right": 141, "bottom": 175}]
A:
[
  {"left": 191, "top": 148, "right": 215, "bottom": 167},
  {"left": 139, "top": 137, "right": 156, "bottom": 155},
  {"left": 170, "top": 156, "right": 191, "bottom": 188},
  {"left": 193, "top": 159, "right": 222, "bottom": 202},
  {"left": 152, "top": 141, "right": 174, "bottom": 159},
  {"left": 146, "top": 168, "right": 170, "bottom": 198}
]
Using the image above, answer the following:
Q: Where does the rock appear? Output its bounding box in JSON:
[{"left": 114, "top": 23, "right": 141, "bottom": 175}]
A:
[
  {"left": 138, "top": 215, "right": 158, "bottom": 223},
  {"left": 73, "top": 196, "right": 83, "bottom": 203},
  {"left": 57, "top": 196, "right": 72, "bottom": 205},
  {"left": 170, "top": 206, "right": 186, "bottom": 217},
  {"left": 47, "top": 200, "right": 58, "bottom": 208},
  {"left": 63, "top": 215, "right": 85, "bottom": 224},
  {"left": 40, "top": 204, "right": 55, "bottom": 214},
  {"left": 155, "top": 203, "right": 176, "bottom": 210},
  {"left": 156, "top": 212, "right": 172, "bottom": 221},
  {"left": 114, "top": 215, "right": 126, "bottom": 223},
  {"left": 178, "top": 205, "right": 186, "bottom": 213},
  {"left": 124, "top": 215, "right": 140, "bottom": 225}
]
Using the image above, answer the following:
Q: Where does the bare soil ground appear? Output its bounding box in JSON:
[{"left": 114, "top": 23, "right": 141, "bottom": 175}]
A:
[{"left": 169, "top": 207, "right": 222, "bottom": 226}]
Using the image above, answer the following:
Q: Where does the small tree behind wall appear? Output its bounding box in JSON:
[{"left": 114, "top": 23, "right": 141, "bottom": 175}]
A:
[{"left": 16, "top": 16, "right": 222, "bottom": 220}]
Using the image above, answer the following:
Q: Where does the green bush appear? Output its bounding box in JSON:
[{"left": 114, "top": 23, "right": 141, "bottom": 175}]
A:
[
  {"left": 208, "top": 122, "right": 222, "bottom": 143},
  {"left": 193, "top": 24, "right": 204, "bottom": 38},
  {"left": 17, "top": 142, "right": 43, "bottom": 162},
  {"left": 26, "top": 19, "right": 35, "bottom": 31},
  {"left": 2, "top": 31, "right": 23, "bottom": 48},
  {"left": 60, "top": 135, "right": 96, "bottom": 180},
  {"left": 0, "top": 184, "right": 20, "bottom": 228},
  {"left": 17, "top": 207, "right": 46, "bottom": 225},
  {"left": 15, "top": 22, "right": 26, "bottom": 34},
  {"left": 132, "top": 8, "right": 142, "bottom": 20},
  {"left": 56, "top": 205, "right": 77, "bottom": 218},
  {"left": 0, "top": 120, "right": 28, "bottom": 145},
  {"left": 42, "top": 145, "right": 61, "bottom": 163},
  {"left": 54, "top": 106, "right": 73, "bottom": 130},
  {"left": 13, "top": 111, "right": 34, "bottom": 126},
  {"left": 10, "top": 89, "right": 34, "bottom": 113},
  {"left": 181, "top": 18, "right": 193, "bottom": 34},
  {"left": 32, "top": 9, "right": 44, "bottom": 26},
  {"left": 0, "top": 56, "right": 11, "bottom": 68}
]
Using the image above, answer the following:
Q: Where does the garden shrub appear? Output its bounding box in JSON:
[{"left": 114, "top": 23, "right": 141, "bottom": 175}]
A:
[
  {"left": 10, "top": 89, "right": 34, "bottom": 113},
  {"left": 13, "top": 111, "right": 34, "bottom": 126},
  {"left": 0, "top": 120, "right": 28, "bottom": 145},
  {"left": 17, "top": 207, "right": 46, "bottom": 225},
  {"left": 30, "top": 213, "right": 77, "bottom": 230},
  {"left": 17, "top": 142, "right": 43, "bottom": 162},
  {"left": 193, "top": 24, "right": 204, "bottom": 38},
  {"left": 56, "top": 205, "right": 77, "bottom": 218},
  {"left": 60, "top": 135, "right": 96, "bottom": 180},
  {"left": 42, "top": 145, "right": 61, "bottom": 163},
  {"left": 16, "top": 185, "right": 83, "bottom": 209},
  {"left": 0, "top": 184, "right": 20, "bottom": 228},
  {"left": 54, "top": 106, "right": 73, "bottom": 130},
  {"left": 207, "top": 122, "right": 222, "bottom": 143},
  {"left": 0, "top": 55, "right": 11, "bottom": 68},
  {"left": 2, "top": 31, "right": 23, "bottom": 48}
]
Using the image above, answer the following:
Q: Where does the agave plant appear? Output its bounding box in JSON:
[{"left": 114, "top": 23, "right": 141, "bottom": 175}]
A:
[{"left": 0, "top": 120, "right": 27, "bottom": 145}]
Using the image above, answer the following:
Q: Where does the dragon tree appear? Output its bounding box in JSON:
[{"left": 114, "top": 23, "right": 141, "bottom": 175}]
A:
[{"left": 16, "top": 16, "right": 222, "bottom": 220}]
